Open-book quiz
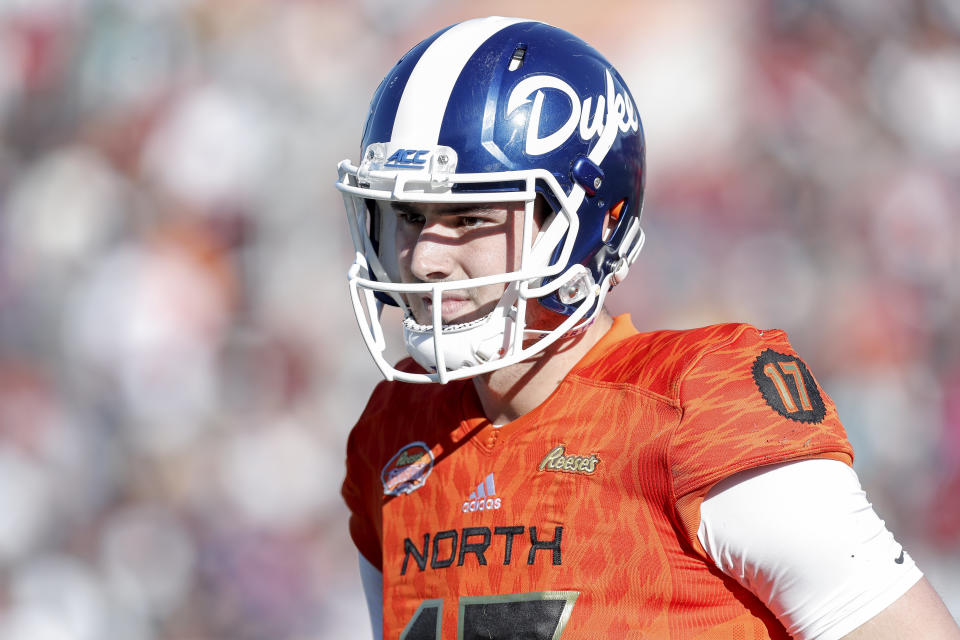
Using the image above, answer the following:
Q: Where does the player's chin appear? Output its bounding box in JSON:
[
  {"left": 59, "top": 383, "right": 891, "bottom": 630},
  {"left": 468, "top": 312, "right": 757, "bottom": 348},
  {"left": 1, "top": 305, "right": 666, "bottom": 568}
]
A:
[{"left": 440, "top": 307, "right": 488, "bottom": 327}]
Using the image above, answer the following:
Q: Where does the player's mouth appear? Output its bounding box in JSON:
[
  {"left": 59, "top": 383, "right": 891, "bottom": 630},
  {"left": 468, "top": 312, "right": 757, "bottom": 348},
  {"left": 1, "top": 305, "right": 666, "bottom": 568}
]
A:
[{"left": 421, "top": 294, "right": 472, "bottom": 320}]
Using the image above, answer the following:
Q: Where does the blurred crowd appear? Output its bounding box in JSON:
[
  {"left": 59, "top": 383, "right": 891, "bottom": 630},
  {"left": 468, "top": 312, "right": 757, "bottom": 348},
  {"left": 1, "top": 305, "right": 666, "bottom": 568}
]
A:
[{"left": 0, "top": 0, "right": 956, "bottom": 638}]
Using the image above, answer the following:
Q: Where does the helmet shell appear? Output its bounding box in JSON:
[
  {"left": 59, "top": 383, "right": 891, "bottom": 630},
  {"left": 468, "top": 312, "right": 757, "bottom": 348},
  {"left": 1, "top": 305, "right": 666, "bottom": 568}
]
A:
[{"left": 359, "top": 17, "right": 646, "bottom": 313}]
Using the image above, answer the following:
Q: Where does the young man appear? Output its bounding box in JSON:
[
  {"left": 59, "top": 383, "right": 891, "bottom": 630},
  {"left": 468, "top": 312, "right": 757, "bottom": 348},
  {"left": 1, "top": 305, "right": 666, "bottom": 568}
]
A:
[{"left": 337, "top": 16, "right": 959, "bottom": 640}]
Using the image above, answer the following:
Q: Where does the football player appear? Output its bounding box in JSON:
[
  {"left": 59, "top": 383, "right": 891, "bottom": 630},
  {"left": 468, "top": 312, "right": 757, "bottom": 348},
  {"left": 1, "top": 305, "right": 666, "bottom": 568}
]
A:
[{"left": 337, "top": 16, "right": 959, "bottom": 640}]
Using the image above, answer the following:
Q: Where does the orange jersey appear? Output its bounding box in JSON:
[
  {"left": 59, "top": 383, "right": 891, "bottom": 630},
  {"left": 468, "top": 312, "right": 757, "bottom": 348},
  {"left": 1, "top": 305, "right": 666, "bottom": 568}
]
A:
[{"left": 342, "top": 315, "right": 854, "bottom": 639}]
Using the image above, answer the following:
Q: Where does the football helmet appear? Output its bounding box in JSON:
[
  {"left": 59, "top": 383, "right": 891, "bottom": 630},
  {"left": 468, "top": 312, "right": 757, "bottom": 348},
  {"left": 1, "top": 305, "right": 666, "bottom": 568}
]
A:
[{"left": 337, "top": 16, "right": 646, "bottom": 383}]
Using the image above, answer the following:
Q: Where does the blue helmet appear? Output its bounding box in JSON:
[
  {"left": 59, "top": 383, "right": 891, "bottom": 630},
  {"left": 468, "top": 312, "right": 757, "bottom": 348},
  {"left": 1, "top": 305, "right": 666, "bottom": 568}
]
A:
[{"left": 337, "top": 16, "right": 646, "bottom": 383}]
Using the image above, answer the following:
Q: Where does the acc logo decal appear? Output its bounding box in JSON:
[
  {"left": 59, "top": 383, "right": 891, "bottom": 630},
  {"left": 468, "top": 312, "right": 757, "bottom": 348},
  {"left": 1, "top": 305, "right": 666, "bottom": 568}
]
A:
[
  {"left": 752, "top": 349, "right": 826, "bottom": 423},
  {"left": 384, "top": 148, "right": 429, "bottom": 168},
  {"left": 382, "top": 441, "right": 434, "bottom": 496}
]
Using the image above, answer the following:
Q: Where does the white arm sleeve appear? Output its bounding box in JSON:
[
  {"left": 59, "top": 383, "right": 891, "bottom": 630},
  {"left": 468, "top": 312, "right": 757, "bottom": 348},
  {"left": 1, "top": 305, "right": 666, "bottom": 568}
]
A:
[
  {"left": 698, "top": 459, "right": 922, "bottom": 640},
  {"left": 358, "top": 553, "right": 383, "bottom": 640}
]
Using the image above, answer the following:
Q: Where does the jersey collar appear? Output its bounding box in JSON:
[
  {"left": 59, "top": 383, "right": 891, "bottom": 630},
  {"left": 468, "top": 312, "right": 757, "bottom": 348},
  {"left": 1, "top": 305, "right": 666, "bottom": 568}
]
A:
[{"left": 571, "top": 313, "right": 639, "bottom": 371}]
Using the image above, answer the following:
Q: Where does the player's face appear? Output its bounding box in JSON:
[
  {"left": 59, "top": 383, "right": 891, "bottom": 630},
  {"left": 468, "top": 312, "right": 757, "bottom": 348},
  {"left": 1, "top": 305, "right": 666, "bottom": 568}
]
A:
[{"left": 390, "top": 200, "right": 534, "bottom": 326}]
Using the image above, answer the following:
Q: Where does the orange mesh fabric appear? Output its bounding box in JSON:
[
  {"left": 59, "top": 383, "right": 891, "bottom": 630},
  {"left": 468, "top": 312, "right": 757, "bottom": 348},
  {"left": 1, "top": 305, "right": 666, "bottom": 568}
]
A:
[{"left": 342, "top": 315, "right": 853, "bottom": 638}]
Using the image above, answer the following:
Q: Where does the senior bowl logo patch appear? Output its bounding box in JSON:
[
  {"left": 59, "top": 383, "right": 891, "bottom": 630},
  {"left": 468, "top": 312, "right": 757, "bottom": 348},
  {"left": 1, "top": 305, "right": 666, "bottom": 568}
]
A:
[
  {"left": 751, "top": 349, "right": 826, "bottom": 423},
  {"left": 382, "top": 441, "right": 434, "bottom": 496}
]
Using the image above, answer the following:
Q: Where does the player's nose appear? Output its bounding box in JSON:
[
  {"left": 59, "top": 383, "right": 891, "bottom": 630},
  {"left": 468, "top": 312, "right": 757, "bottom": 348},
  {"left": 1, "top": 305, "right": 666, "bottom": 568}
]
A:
[{"left": 409, "top": 222, "right": 457, "bottom": 282}]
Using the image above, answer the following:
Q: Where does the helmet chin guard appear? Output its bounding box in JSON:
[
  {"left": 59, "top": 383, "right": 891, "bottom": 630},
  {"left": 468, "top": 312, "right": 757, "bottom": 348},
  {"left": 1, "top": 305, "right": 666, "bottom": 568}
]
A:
[
  {"left": 402, "top": 293, "right": 517, "bottom": 375},
  {"left": 338, "top": 17, "right": 645, "bottom": 383}
]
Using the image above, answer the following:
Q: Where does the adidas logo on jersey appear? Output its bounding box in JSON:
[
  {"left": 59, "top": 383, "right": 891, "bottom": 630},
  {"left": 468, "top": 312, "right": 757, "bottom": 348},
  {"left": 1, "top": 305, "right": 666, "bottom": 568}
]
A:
[{"left": 462, "top": 473, "right": 502, "bottom": 513}]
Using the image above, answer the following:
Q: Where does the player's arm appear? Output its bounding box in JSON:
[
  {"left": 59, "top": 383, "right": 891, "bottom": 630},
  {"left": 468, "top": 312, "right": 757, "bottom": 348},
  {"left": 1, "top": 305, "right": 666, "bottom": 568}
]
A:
[
  {"left": 839, "top": 578, "right": 959, "bottom": 639},
  {"left": 698, "top": 459, "right": 959, "bottom": 640},
  {"left": 359, "top": 553, "right": 384, "bottom": 640}
]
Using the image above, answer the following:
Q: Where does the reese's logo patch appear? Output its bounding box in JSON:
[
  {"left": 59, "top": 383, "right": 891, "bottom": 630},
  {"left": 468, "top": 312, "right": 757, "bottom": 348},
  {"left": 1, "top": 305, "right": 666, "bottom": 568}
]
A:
[
  {"left": 382, "top": 442, "right": 434, "bottom": 496},
  {"left": 752, "top": 349, "right": 826, "bottom": 423},
  {"left": 538, "top": 445, "right": 600, "bottom": 475}
]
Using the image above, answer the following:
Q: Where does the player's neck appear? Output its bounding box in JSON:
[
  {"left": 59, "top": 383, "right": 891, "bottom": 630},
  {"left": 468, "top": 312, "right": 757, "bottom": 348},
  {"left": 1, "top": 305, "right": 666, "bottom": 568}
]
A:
[{"left": 471, "top": 310, "right": 614, "bottom": 426}]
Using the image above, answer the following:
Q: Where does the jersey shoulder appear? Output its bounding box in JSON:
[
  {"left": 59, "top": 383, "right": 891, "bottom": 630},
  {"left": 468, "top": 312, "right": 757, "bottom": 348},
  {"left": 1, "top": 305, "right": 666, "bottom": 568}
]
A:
[
  {"left": 574, "top": 322, "right": 778, "bottom": 400},
  {"left": 349, "top": 356, "right": 471, "bottom": 453},
  {"left": 343, "top": 357, "right": 466, "bottom": 569},
  {"left": 354, "top": 357, "right": 435, "bottom": 420}
]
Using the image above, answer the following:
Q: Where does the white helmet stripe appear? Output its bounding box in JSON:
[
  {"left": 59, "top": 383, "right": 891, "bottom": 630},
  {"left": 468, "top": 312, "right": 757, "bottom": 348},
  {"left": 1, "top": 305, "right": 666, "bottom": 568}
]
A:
[{"left": 391, "top": 16, "right": 530, "bottom": 146}]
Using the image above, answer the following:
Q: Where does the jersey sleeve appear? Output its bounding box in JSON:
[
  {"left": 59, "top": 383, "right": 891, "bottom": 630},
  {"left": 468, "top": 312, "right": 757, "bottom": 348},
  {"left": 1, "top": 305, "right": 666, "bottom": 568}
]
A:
[
  {"left": 698, "top": 459, "right": 923, "bottom": 640},
  {"left": 341, "top": 383, "right": 390, "bottom": 571},
  {"left": 669, "top": 325, "right": 854, "bottom": 554}
]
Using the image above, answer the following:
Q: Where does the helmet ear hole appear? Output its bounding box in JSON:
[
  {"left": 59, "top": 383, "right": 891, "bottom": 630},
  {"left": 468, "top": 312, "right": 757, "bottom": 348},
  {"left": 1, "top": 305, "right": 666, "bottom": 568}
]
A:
[
  {"left": 602, "top": 200, "right": 627, "bottom": 242},
  {"left": 533, "top": 193, "right": 554, "bottom": 226}
]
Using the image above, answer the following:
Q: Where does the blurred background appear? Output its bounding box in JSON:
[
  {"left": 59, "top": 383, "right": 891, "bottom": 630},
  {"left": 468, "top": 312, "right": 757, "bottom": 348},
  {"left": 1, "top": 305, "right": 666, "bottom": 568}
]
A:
[{"left": 0, "top": 0, "right": 957, "bottom": 637}]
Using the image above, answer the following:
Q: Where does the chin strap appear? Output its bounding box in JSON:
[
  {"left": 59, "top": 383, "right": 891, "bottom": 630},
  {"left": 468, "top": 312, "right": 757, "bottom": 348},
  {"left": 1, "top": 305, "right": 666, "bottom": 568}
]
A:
[{"left": 402, "top": 297, "right": 519, "bottom": 379}]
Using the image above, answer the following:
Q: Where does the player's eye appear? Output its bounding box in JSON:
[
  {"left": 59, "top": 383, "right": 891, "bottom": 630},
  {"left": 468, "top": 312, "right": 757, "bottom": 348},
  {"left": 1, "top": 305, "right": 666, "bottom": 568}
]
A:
[
  {"left": 458, "top": 216, "right": 485, "bottom": 228},
  {"left": 397, "top": 211, "right": 425, "bottom": 226}
]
